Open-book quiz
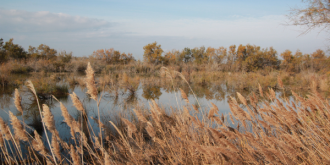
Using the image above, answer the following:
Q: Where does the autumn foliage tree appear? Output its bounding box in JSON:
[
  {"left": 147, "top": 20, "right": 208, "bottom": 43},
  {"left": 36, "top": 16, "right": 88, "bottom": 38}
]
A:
[
  {"left": 163, "top": 50, "right": 179, "bottom": 65},
  {"left": 92, "top": 48, "right": 134, "bottom": 64},
  {"left": 191, "top": 46, "right": 207, "bottom": 64},
  {"left": 312, "top": 49, "right": 327, "bottom": 71},
  {"left": 205, "top": 47, "right": 227, "bottom": 64},
  {"left": 143, "top": 42, "right": 163, "bottom": 64}
]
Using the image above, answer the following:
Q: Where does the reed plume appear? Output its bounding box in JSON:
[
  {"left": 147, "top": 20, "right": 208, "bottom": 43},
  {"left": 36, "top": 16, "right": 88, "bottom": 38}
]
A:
[
  {"left": 0, "top": 133, "right": 3, "bottom": 147},
  {"left": 9, "top": 111, "right": 28, "bottom": 142},
  {"left": 121, "top": 118, "right": 137, "bottom": 138},
  {"left": 70, "top": 92, "right": 85, "bottom": 112},
  {"left": 179, "top": 88, "right": 189, "bottom": 104},
  {"left": 0, "top": 117, "right": 11, "bottom": 140},
  {"left": 237, "top": 92, "right": 247, "bottom": 106},
  {"left": 146, "top": 122, "right": 156, "bottom": 139},
  {"left": 208, "top": 103, "right": 219, "bottom": 122},
  {"left": 86, "top": 62, "right": 98, "bottom": 101},
  {"left": 42, "top": 104, "right": 56, "bottom": 132},
  {"left": 32, "top": 130, "right": 49, "bottom": 157},
  {"left": 192, "top": 104, "right": 199, "bottom": 112},
  {"left": 133, "top": 109, "right": 148, "bottom": 123},
  {"left": 26, "top": 80, "right": 37, "bottom": 96},
  {"left": 59, "top": 102, "right": 73, "bottom": 127},
  {"left": 51, "top": 135, "right": 61, "bottom": 160},
  {"left": 59, "top": 102, "right": 78, "bottom": 138},
  {"left": 70, "top": 145, "right": 81, "bottom": 165},
  {"left": 14, "top": 89, "right": 23, "bottom": 114},
  {"left": 104, "top": 152, "right": 111, "bottom": 165}
]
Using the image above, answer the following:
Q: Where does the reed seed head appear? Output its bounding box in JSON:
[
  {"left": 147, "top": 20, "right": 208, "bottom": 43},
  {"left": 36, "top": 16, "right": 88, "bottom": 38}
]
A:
[
  {"left": 237, "top": 92, "right": 247, "bottom": 106},
  {"left": 14, "top": 89, "right": 23, "bottom": 114},
  {"left": 42, "top": 104, "right": 56, "bottom": 132},
  {"left": 9, "top": 111, "right": 28, "bottom": 142},
  {"left": 86, "top": 62, "right": 98, "bottom": 101},
  {"left": 0, "top": 117, "right": 11, "bottom": 140},
  {"left": 70, "top": 92, "right": 85, "bottom": 112},
  {"left": 179, "top": 88, "right": 189, "bottom": 104}
]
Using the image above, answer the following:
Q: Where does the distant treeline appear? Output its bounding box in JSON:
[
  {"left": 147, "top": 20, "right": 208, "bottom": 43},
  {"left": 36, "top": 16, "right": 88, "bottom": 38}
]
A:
[
  {"left": 0, "top": 38, "right": 329, "bottom": 73},
  {"left": 143, "top": 42, "right": 329, "bottom": 73}
]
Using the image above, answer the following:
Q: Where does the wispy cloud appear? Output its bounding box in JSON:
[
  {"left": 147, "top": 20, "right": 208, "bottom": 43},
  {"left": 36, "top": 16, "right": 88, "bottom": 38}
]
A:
[{"left": 0, "top": 9, "right": 112, "bottom": 33}]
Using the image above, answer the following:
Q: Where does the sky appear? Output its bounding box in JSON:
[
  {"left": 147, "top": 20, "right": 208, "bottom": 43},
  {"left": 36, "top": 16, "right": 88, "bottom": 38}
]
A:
[{"left": 0, "top": 0, "right": 328, "bottom": 59}]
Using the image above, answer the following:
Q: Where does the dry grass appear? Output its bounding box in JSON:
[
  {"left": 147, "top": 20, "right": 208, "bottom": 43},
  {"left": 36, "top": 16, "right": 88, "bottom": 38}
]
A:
[{"left": 1, "top": 64, "right": 330, "bottom": 164}]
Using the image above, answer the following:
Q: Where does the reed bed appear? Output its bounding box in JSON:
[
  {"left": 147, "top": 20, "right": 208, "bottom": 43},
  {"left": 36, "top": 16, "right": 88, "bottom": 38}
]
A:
[{"left": 0, "top": 63, "right": 330, "bottom": 164}]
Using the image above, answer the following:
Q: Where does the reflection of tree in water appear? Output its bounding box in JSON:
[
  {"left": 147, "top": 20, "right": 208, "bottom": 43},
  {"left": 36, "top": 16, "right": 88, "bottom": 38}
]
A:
[
  {"left": 0, "top": 86, "right": 15, "bottom": 109},
  {"left": 190, "top": 83, "right": 215, "bottom": 100},
  {"left": 23, "top": 96, "right": 56, "bottom": 118},
  {"left": 125, "top": 92, "right": 137, "bottom": 104},
  {"left": 119, "top": 87, "right": 139, "bottom": 110},
  {"left": 142, "top": 85, "right": 162, "bottom": 100},
  {"left": 27, "top": 110, "right": 43, "bottom": 136},
  {"left": 213, "top": 84, "right": 226, "bottom": 101},
  {"left": 20, "top": 91, "right": 56, "bottom": 135}
]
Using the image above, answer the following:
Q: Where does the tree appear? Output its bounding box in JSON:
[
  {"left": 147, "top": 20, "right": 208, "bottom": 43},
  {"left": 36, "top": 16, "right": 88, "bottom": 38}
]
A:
[
  {"left": 238, "top": 45, "right": 274, "bottom": 72},
  {"left": 205, "top": 47, "right": 216, "bottom": 64},
  {"left": 288, "top": 0, "right": 330, "bottom": 35},
  {"left": 28, "top": 44, "right": 57, "bottom": 61},
  {"left": 121, "top": 52, "right": 135, "bottom": 64},
  {"left": 163, "top": 50, "right": 178, "bottom": 65},
  {"left": 92, "top": 48, "right": 114, "bottom": 63},
  {"left": 143, "top": 42, "right": 163, "bottom": 64},
  {"left": 261, "top": 47, "right": 280, "bottom": 70},
  {"left": 92, "top": 48, "right": 134, "bottom": 64},
  {"left": 58, "top": 51, "right": 72, "bottom": 64},
  {"left": 226, "top": 45, "right": 237, "bottom": 71},
  {"left": 281, "top": 50, "right": 295, "bottom": 72},
  {"left": 179, "top": 47, "right": 192, "bottom": 63},
  {"left": 0, "top": 38, "right": 8, "bottom": 63},
  {"left": 311, "top": 49, "right": 326, "bottom": 71},
  {"left": 191, "top": 46, "right": 207, "bottom": 64},
  {"left": 214, "top": 47, "right": 227, "bottom": 64},
  {"left": 2, "top": 38, "right": 27, "bottom": 61},
  {"left": 37, "top": 44, "right": 57, "bottom": 60},
  {"left": 28, "top": 46, "right": 39, "bottom": 59}
]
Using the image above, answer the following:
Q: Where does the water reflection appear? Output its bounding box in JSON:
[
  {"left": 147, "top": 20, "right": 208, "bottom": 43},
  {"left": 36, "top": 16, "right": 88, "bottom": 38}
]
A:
[
  {"left": 142, "top": 85, "right": 162, "bottom": 100},
  {"left": 27, "top": 111, "right": 43, "bottom": 135}
]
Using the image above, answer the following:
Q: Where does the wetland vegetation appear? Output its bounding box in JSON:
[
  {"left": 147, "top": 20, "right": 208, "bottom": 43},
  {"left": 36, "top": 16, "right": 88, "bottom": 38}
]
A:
[{"left": 1, "top": 35, "right": 330, "bottom": 164}]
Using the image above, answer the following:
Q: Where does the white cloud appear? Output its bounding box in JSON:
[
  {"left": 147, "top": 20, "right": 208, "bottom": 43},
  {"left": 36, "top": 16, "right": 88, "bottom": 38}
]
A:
[{"left": 0, "top": 9, "right": 112, "bottom": 33}]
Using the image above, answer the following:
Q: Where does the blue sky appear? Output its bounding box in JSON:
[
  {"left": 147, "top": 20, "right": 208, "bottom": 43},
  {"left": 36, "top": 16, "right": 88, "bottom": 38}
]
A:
[{"left": 0, "top": 0, "right": 327, "bottom": 59}]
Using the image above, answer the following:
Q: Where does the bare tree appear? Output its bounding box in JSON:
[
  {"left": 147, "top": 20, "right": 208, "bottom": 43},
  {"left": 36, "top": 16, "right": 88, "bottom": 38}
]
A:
[{"left": 288, "top": 0, "right": 330, "bottom": 35}]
